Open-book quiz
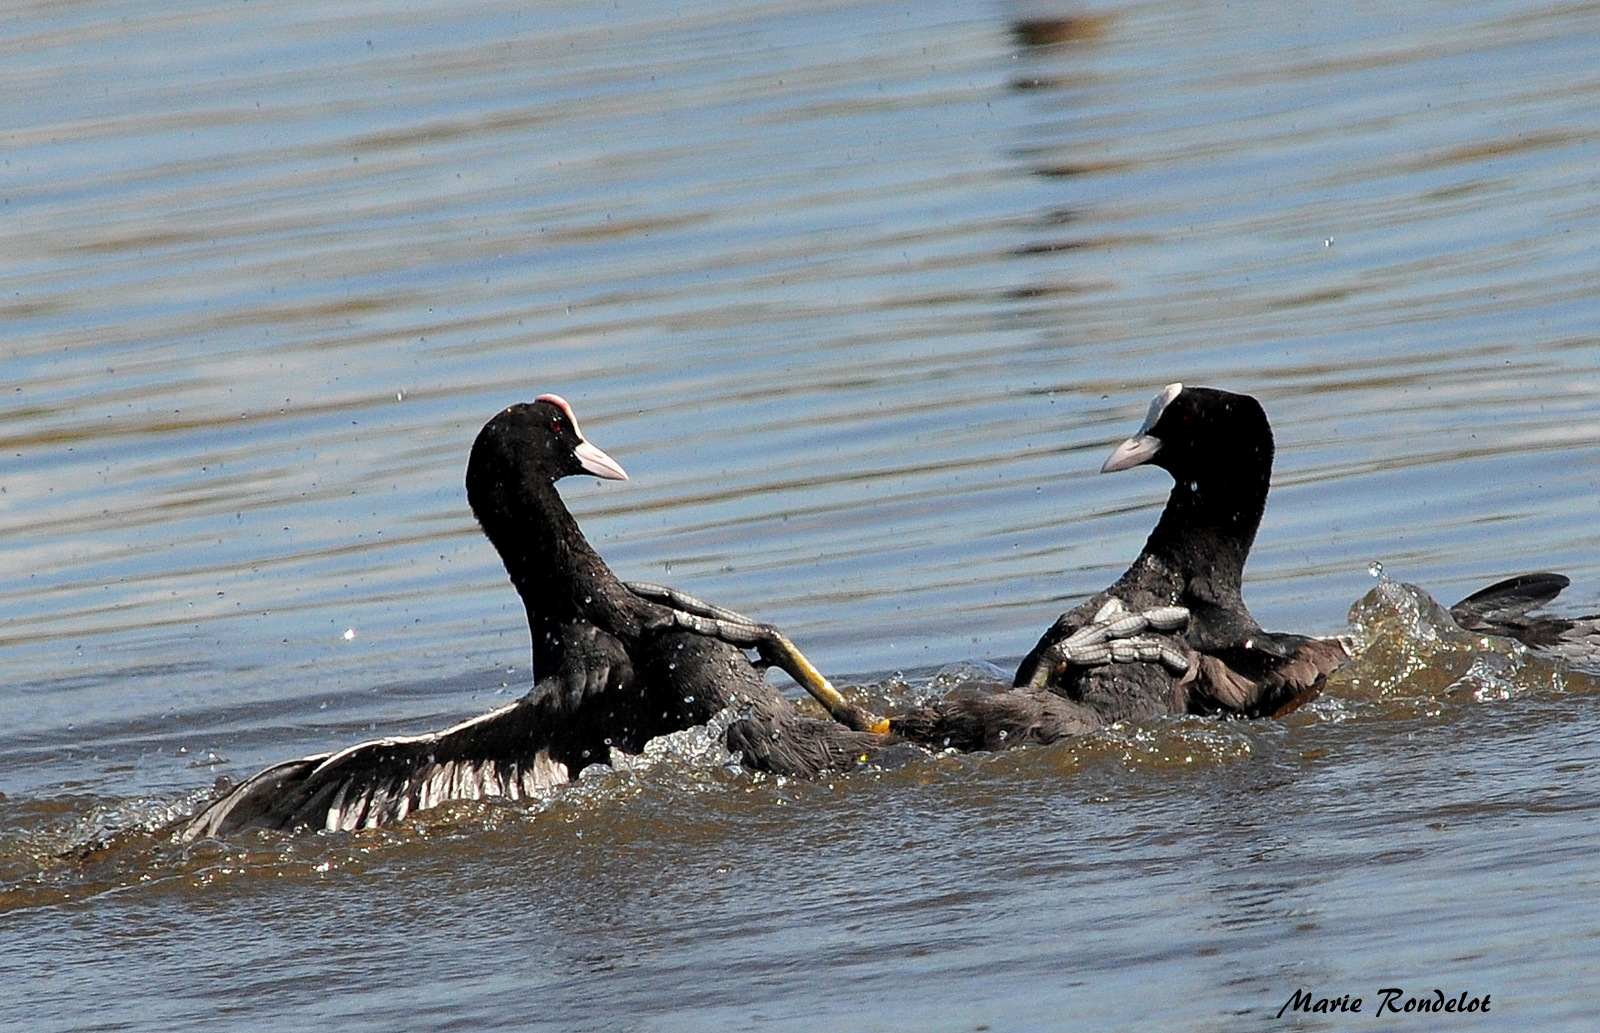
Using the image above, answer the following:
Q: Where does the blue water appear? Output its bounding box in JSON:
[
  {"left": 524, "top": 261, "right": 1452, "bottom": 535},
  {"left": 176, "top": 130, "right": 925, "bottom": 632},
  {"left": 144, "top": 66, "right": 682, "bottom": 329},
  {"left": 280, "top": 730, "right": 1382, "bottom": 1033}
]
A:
[{"left": 3, "top": 0, "right": 1600, "bottom": 1028}]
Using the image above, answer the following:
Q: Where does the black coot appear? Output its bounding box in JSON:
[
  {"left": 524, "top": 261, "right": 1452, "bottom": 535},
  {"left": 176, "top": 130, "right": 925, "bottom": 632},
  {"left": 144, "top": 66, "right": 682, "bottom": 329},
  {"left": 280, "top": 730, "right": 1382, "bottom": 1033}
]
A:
[
  {"left": 185, "top": 396, "right": 888, "bottom": 838},
  {"left": 1012, "top": 384, "right": 1348, "bottom": 721},
  {"left": 863, "top": 384, "right": 1349, "bottom": 754}
]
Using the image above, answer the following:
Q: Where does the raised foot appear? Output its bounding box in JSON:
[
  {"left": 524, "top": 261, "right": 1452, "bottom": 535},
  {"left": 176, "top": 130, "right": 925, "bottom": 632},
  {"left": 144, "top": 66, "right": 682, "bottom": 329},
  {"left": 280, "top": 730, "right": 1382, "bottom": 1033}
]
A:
[{"left": 626, "top": 581, "right": 889, "bottom": 733}]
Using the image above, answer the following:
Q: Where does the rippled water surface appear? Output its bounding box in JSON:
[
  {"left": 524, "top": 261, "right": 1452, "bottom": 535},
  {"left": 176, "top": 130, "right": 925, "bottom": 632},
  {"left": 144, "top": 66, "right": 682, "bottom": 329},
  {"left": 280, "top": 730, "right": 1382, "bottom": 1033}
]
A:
[{"left": 4, "top": 0, "right": 1600, "bottom": 1029}]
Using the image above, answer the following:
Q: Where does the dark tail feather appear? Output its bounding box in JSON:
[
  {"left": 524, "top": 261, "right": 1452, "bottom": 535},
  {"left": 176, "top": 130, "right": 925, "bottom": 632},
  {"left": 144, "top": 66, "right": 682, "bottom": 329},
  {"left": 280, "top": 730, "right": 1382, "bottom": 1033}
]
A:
[{"left": 1449, "top": 572, "right": 1570, "bottom": 632}]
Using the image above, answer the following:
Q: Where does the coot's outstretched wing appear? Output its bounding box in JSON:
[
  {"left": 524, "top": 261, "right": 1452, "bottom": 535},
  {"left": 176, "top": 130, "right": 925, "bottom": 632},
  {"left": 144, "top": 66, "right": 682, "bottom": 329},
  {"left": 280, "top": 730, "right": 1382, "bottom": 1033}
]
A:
[
  {"left": 184, "top": 610, "right": 649, "bottom": 840},
  {"left": 1449, "top": 572, "right": 1571, "bottom": 632},
  {"left": 182, "top": 698, "right": 568, "bottom": 841}
]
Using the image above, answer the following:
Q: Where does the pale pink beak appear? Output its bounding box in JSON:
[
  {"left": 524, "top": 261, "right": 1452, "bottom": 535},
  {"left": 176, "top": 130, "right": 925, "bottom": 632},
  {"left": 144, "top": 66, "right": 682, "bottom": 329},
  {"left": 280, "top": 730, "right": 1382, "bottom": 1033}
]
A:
[
  {"left": 1102, "top": 382, "right": 1181, "bottom": 473},
  {"left": 574, "top": 439, "right": 628, "bottom": 481},
  {"left": 1102, "top": 434, "right": 1162, "bottom": 473}
]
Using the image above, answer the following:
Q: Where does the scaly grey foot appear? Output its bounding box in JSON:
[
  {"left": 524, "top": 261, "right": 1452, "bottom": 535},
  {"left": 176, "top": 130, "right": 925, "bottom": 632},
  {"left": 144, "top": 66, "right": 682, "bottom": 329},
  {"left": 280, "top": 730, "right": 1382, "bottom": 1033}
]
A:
[
  {"left": 626, "top": 581, "right": 888, "bottom": 733},
  {"left": 1024, "top": 599, "right": 1194, "bottom": 689}
]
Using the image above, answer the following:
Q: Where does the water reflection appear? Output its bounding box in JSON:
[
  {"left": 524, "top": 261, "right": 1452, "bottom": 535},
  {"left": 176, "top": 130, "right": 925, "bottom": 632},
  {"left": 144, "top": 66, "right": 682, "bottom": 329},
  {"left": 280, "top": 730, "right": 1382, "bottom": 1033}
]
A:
[{"left": 1012, "top": 15, "right": 1115, "bottom": 49}]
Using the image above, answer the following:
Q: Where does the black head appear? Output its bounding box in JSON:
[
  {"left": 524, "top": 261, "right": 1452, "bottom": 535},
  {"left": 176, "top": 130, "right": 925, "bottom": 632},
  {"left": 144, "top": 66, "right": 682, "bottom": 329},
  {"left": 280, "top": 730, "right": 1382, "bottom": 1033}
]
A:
[
  {"left": 1101, "top": 383, "right": 1273, "bottom": 487},
  {"left": 467, "top": 395, "right": 627, "bottom": 511}
]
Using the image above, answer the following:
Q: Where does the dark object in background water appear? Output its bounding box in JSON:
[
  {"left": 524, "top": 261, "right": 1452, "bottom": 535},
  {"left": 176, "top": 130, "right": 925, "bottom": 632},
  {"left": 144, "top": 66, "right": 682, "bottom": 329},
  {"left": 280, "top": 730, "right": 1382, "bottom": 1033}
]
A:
[
  {"left": 1450, "top": 571, "right": 1600, "bottom": 668},
  {"left": 1011, "top": 15, "right": 1113, "bottom": 47},
  {"left": 1013, "top": 384, "right": 1349, "bottom": 722},
  {"left": 185, "top": 396, "right": 891, "bottom": 839}
]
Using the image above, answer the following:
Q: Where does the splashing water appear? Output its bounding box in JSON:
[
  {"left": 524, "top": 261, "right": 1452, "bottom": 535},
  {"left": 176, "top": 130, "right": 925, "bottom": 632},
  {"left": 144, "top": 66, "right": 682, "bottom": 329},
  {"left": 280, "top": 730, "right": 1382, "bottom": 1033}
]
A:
[
  {"left": 9, "top": 577, "right": 1598, "bottom": 916},
  {"left": 1331, "top": 577, "right": 1567, "bottom": 702}
]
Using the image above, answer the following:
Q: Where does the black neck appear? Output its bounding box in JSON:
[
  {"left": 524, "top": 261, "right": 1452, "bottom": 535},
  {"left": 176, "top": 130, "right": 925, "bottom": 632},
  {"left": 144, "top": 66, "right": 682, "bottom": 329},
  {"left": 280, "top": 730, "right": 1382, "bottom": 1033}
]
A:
[
  {"left": 1115, "top": 464, "right": 1269, "bottom": 617},
  {"left": 473, "top": 475, "right": 641, "bottom": 641}
]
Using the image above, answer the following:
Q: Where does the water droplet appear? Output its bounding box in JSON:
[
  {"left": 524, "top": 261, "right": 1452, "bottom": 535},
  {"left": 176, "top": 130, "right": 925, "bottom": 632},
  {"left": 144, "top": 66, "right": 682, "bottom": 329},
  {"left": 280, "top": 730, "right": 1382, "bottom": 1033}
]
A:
[
  {"left": 603, "top": 738, "right": 612, "bottom": 746},
  {"left": 1368, "top": 561, "right": 1385, "bottom": 579},
  {"left": 668, "top": 662, "right": 676, "bottom": 670},
  {"left": 683, "top": 695, "right": 694, "bottom": 704},
  {"left": 997, "top": 729, "right": 1009, "bottom": 740},
  {"left": 584, "top": 595, "right": 592, "bottom": 604}
]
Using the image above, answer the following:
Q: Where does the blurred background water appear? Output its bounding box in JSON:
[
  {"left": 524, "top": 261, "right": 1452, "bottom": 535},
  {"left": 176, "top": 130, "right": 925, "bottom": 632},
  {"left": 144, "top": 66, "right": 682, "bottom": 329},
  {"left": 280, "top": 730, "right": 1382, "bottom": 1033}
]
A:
[{"left": 3, "top": 0, "right": 1600, "bottom": 1029}]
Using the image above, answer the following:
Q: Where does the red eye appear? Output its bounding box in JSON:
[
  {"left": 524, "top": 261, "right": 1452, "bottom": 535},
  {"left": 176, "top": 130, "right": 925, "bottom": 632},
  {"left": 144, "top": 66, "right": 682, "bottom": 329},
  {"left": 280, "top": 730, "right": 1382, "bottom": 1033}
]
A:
[{"left": 550, "top": 419, "right": 563, "bottom": 434}]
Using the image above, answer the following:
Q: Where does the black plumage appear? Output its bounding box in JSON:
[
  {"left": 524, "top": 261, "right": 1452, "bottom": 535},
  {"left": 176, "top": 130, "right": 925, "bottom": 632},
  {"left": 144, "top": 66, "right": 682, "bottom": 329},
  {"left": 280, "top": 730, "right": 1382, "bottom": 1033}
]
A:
[
  {"left": 185, "top": 397, "right": 886, "bottom": 839},
  {"left": 1450, "top": 571, "right": 1600, "bottom": 668},
  {"left": 1013, "top": 384, "right": 1347, "bottom": 721},
  {"left": 182, "top": 387, "right": 1342, "bottom": 839},
  {"left": 846, "top": 384, "right": 1349, "bottom": 754}
]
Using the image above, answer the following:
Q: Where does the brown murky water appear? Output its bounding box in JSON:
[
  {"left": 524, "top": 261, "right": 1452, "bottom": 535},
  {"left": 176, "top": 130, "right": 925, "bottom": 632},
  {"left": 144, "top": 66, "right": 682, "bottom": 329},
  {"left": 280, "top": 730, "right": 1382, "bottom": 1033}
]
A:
[{"left": 4, "top": 0, "right": 1600, "bottom": 1029}]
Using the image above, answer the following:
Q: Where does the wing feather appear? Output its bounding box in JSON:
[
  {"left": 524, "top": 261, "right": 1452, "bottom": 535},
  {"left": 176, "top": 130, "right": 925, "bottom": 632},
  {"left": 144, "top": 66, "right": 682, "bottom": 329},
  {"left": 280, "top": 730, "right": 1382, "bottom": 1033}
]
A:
[{"left": 182, "top": 698, "right": 569, "bottom": 840}]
